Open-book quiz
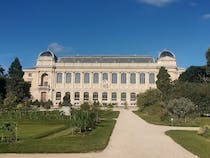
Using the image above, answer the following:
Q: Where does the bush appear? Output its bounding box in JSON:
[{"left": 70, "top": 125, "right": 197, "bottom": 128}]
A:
[
  {"left": 164, "top": 97, "right": 196, "bottom": 121},
  {"left": 137, "top": 89, "right": 162, "bottom": 110},
  {"left": 197, "top": 125, "right": 210, "bottom": 138},
  {"left": 80, "top": 102, "right": 90, "bottom": 111}
]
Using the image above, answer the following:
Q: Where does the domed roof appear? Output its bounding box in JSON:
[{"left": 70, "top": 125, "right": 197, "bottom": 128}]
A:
[
  {"left": 158, "top": 49, "right": 175, "bottom": 59},
  {"left": 39, "top": 50, "right": 57, "bottom": 61}
]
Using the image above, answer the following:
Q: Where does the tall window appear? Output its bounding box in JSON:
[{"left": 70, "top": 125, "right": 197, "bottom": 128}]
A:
[
  {"left": 84, "top": 73, "right": 90, "bottom": 83},
  {"left": 149, "top": 73, "right": 155, "bottom": 84},
  {"left": 57, "top": 73, "right": 62, "bottom": 83},
  {"left": 112, "top": 92, "right": 117, "bottom": 101},
  {"left": 121, "top": 92, "right": 126, "bottom": 101},
  {"left": 93, "top": 92, "right": 98, "bottom": 101},
  {"left": 130, "top": 73, "right": 136, "bottom": 84},
  {"left": 66, "top": 73, "right": 71, "bottom": 83},
  {"left": 56, "top": 92, "right": 61, "bottom": 100},
  {"left": 140, "top": 73, "right": 145, "bottom": 84},
  {"left": 103, "top": 73, "right": 108, "bottom": 81},
  {"left": 75, "top": 73, "right": 80, "bottom": 83},
  {"left": 121, "top": 73, "right": 126, "bottom": 84},
  {"left": 130, "top": 93, "right": 136, "bottom": 101},
  {"left": 84, "top": 92, "right": 89, "bottom": 101},
  {"left": 93, "top": 73, "right": 99, "bottom": 83},
  {"left": 112, "top": 73, "right": 117, "bottom": 84},
  {"left": 102, "top": 92, "right": 108, "bottom": 101},
  {"left": 74, "top": 92, "right": 80, "bottom": 100}
]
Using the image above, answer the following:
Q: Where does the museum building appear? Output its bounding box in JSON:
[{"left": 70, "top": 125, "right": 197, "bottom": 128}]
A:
[{"left": 23, "top": 50, "right": 184, "bottom": 107}]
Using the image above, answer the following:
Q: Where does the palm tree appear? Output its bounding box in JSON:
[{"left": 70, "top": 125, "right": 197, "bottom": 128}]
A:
[{"left": 0, "top": 65, "right": 4, "bottom": 76}]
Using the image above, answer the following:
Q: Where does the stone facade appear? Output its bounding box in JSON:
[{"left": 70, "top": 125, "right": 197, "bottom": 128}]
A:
[{"left": 23, "top": 50, "right": 184, "bottom": 108}]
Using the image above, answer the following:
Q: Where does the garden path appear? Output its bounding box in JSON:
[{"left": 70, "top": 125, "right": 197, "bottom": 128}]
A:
[{"left": 1, "top": 109, "right": 199, "bottom": 158}]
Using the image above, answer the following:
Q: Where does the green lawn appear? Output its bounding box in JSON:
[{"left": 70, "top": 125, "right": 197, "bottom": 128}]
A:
[
  {"left": 166, "top": 130, "right": 210, "bottom": 158},
  {"left": 0, "top": 110, "right": 119, "bottom": 153},
  {"left": 134, "top": 104, "right": 210, "bottom": 127}
]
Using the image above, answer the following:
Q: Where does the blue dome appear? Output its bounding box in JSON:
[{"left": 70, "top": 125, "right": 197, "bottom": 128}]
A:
[{"left": 159, "top": 50, "right": 175, "bottom": 59}]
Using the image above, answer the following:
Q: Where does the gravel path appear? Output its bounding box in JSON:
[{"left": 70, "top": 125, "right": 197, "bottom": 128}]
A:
[{"left": 0, "top": 109, "right": 199, "bottom": 158}]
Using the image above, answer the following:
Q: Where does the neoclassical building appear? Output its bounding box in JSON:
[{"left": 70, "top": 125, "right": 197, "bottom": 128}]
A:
[{"left": 23, "top": 50, "right": 184, "bottom": 107}]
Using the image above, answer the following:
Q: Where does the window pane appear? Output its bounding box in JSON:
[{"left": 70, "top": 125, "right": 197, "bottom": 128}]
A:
[
  {"left": 84, "top": 92, "right": 89, "bottom": 101},
  {"left": 149, "top": 73, "right": 155, "bottom": 84},
  {"left": 66, "top": 73, "right": 71, "bottom": 83},
  {"left": 130, "top": 73, "right": 136, "bottom": 84},
  {"left": 112, "top": 92, "right": 117, "bottom": 101},
  {"left": 121, "top": 73, "right": 126, "bottom": 84},
  {"left": 112, "top": 73, "right": 117, "bottom": 84},
  {"left": 57, "top": 73, "right": 62, "bottom": 83},
  {"left": 102, "top": 92, "right": 107, "bottom": 101},
  {"left": 130, "top": 93, "right": 136, "bottom": 101},
  {"left": 93, "top": 92, "right": 98, "bottom": 101},
  {"left": 74, "top": 92, "right": 80, "bottom": 100},
  {"left": 75, "top": 73, "right": 80, "bottom": 83},
  {"left": 121, "top": 92, "right": 126, "bottom": 101},
  {"left": 56, "top": 92, "right": 61, "bottom": 100},
  {"left": 140, "top": 73, "right": 145, "bottom": 84},
  {"left": 103, "top": 73, "right": 108, "bottom": 80},
  {"left": 93, "top": 73, "right": 99, "bottom": 83},
  {"left": 84, "top": 73, "right": 90, "bottom": 83}
]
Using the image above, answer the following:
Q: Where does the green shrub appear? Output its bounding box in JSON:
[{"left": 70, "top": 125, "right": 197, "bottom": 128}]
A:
[{"left": 137, "top": 89, "right": 162, "bottom": 110}]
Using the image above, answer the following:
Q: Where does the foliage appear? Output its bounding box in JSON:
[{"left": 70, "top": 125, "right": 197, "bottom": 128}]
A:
[
  {"left": 0, "top": 122, "right": 17, "bottom": 143},
  {"left": 72, "top": 110, "right": 97, "bottom": 132},
  {"left": 137, "top": 89, "right": 162, "bottom": 109},
  {"left": 163, "top": 97, "right": 196, "bottom": 120},
  {"left": 156, "top": 66, "right": 171, "bottom": 95},
  {"left": 0, "top": 77, "right": 6, "bottom": 105},
  {"left": 8, "top": 57, "right": 24, "bottom": 79},
  {"left": 179, "top": 66, "right": 207, "bottom": 83},
  {"left": 80, "top": 102, "right": 91, "bottom": 111},
  {"left": 0, "top": 65, "right": 4, "bottom": 77},
  {"left": 197, "top": 125, "right": 210, "bottom": 138},
  {"left": 167, "top": 82, "right": 210, "bottom": 114},
  {"left": 206, "top": 48, "right": 210, "bottom": 77}
]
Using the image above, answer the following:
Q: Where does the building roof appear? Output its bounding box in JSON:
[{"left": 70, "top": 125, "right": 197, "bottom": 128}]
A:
[
  {"left": 158, "top": 50, "right": 175, "bottom": 59},
  {"left": 58, "top": 56, "right": 155, "bottom": 63}
]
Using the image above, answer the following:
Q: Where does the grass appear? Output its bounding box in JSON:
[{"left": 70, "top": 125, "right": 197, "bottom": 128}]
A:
[
  {"left": 134, "top": 104, "right": 210, "bottom": 127},
  {"left": 0, "top": 110, "right": 119, "bottom": 153},
  {"left": 166, "top": 130, "right": 210, "bottom": 158}
]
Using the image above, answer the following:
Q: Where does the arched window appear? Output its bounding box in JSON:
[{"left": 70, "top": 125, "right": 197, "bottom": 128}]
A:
[
  {"left": 66, "top": 73, "right": 71, "bottom": 83},
  {"left": 56, "top": 92, "right": 61, "bottom": 100},
  {"left": 41, "top": 73, "right": 48, "bottom": 86},
  {"left": 84, "top": 92, "right": 89, "bottom": 101},
  {"left": 84, "top": 73, "right": 90, "bottom": 83},
  {"left": 102, "top": 92, "right": 108, "bottom": 101},
  {"left": 74, "top": 92, "right": 80, "bottom": 100},
  {"left": 140, "top": 73, "right": 145, "bottom": 84},
  {"left": 121, "top": 73, "right": 126, "bottom": 84},
  {"left": 121, "top": 92, "right": 126, "bottom": 101},
  {"left": 149, "top": 73, "right": 155, "bottom": 84},
  {"left": 112, "top": 92, "right": 117, "bottom": 101},
  {"left": 112, "top": 73, "right": 117, "bottom": 84},
  {"left": 130, "top": 93, "right": 136, "bottom": 101},
  {"left": 130, "top": 73, "right": 136, "bottom": 84},
  {"left": 57, "top": 73, "right": 62, "bottom": 83},
  {"left": 93, "top": 92, "right": 98, "bottom": 101},
  {"left": 75, "top": 73, "right": 80, "bottom": 83},
  {"left": 103, "top": 73, "right": 108, "bottom": 81},
  {"left": 93, "top": 73, "right": 99, "bottom": 83}
]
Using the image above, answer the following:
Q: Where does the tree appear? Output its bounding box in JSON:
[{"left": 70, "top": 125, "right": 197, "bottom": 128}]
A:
[
  {"left": 8, "top": 58, "right": 24, "bottom": 80},
  {"left": 206, "top": 48, "right": 210, "bottom": 77},
  {"left": 5, "top": 58, "right": 31, "bottom": 106},
  {"left": 156, "top": 67, "right": 171, "bottom": 94},
  {"left": 179, "top": 66, "right": 206, "bottom": 83},
  {"left": 0, "top": 65, "right": 4, "bottom": 77}
]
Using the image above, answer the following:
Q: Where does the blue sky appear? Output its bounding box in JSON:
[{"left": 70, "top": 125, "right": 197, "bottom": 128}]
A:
[{"left": 0, "top": 0, "right": 210, "bottom": 70}]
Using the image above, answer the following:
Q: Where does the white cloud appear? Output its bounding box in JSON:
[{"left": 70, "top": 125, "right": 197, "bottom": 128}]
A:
[
  {"left": 203, "top": 14, "right": 210, "bottom": 20},
  {"left": 138, "top": 0, "right": 176, "bottom": 7},
  {"left": 48, "top": 42, "right": 65, "bottom": 53},
  {"left": 47, "top": 42, "right": 74, "bottom": 54}
]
